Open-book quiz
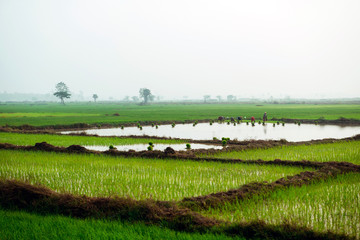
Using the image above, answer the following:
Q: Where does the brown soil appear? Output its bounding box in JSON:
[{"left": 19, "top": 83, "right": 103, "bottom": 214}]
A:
[{"left": 0, "top": 179, "right": 218, "bottom": 232}]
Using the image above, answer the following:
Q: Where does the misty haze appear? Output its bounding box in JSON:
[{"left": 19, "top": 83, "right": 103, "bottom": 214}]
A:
[{"left": 1, "top": 1, "right": 360, "bottom": 239}]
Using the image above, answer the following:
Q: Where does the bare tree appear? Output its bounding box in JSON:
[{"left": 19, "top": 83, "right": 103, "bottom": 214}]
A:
[{"left": 53, "top": 82, "right": 71, "bottom": 104}]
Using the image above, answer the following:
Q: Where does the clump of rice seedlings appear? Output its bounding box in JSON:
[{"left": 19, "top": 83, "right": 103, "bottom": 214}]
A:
[
  {"left": 315, "top": 121, "right": 318, "bottom": 125},
  {"left": 258, "top": 121, "right": 261, "bottom": 125},
  {"left": 298, "top": 122, "right": 301, "bottom": 126},
  {"left": 139, "top": 126, "right": 143, "bottom": 130},
  {"left": 282, "top": 122, "right": 285, "bottom": 126},
  {"left": 251, "top": 122, "right": 255, "bottom": 127},
  {"left": 137, "top": 123, "right": 141, "bottom": 128},
  {"left": 148, "top": 142, "right": 153, "bottom": 146},
  {"left": 172, "top": 123, "right": 175, "bottom": 128},
  {"left": 233, "top": 122, "right": 236, "bottom": 126},
  {"left": 262, "top": 122, "right": 265, "bottom": 126},
  {"left": 277, "top": 121, "right": 280, "bottom": 125},
  {"left": 273, "top": 123, "right": 276, "bottom": 127},
  {"left": 121, "top": 125, "right": 124, "bottom": 130},
  {"left": 246, "top": 122, "right": 249, "bottom": 125},
  {"left": 151, "top": 123, "right": 154, "bottom": 127},
  {"left": 109, "top": 145, "right": 115, "bottom": 150},
  {"left": 186, "top": 143, "right": 191, "bottom": 149},
  {"left": 222, "top": 137, "right": 230, "bottom": 146},
  {"left": 147, "top": 145, "right": 153, "bottom": 151},
  {"left": 227, "top": 122, "right": 230, "bottom": 125},
  {"left": 156, "top": 125, "right": 158, "bottom": 129},
  {"left": 213, "top": 137, "right": 218, "bottom": 141},
  {"left": 210, "top": 122, "right": 213, "bottom": 125}
]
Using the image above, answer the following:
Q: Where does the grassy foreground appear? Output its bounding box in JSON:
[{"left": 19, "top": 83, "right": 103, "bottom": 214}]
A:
[
  {"left": 0, "top": 150, "right": 312, "bottom": 200},
  {"left": 0, "top": 132, "right": 184, "bottom": 146},
  {"left": 0, "top": 209, "right": 244, "bottom": 240},
  {"left": 201, "top": 140, "right": 360, "bottom": 165},
  {"left": 1, "top": 103, "right": 359, "bottom": 126},
  {"left": 203, "top": 173, "right": 360, "bottom": 239}
]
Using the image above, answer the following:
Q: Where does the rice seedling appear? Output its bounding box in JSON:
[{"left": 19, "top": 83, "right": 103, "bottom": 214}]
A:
[
  {"left": 0, "top": 209, "right": 244, "bottom": 240},
  {"left": 0, "top": 150, "right": 312, "bottom": 201},
  {"left": 201, "top": 141, "right": 360, "bottom": 165},
  {"left": 0, "top": 132, "right": 185, "bottom": 146},
  {"left": 186, "top": 143, "right": 191, "bottom": 149},
  {"left": 202, "top": 173, "right": 360, "bottom": 238}
]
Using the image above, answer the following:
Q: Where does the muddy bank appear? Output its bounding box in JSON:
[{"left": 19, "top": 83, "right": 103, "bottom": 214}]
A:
[
  {"left": 181, "top": 162, "right": 360, "bottom": 211},
  {"left": 1, "top": 141, "right": 360, "bottom": 169},
  {"left": 1, "top": 117, "right": 359, "bottom": 132},
  {"left": 0, "top": 179, "right": 217, "bottom": 232},
  {"left": 272, "top": 117, "right": 360, "bottom": 126},
  {"left": 0, "top": 179, "right": 353, "bottom": 240}
]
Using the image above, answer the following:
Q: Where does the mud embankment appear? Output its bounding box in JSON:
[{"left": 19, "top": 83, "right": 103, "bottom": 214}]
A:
[
  {"left": 1, "top": 117, "right": 359, "bottom": 133},
  {"left": 0, "top": 179, "right": 355, "bottom": 240},
  {"left": 181, "top": 162, "right": 360, "bottom": 210}
]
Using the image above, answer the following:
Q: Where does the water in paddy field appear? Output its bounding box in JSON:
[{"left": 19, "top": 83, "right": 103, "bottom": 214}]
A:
[
  {"left": 62, "top": 122, "right": 360, "bottom": 142},
  {"left": 84, "top": 143, "right": 223, "bottom": 152}
]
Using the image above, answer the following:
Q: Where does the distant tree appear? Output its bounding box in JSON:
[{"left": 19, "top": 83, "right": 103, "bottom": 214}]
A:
[
  {"left": 216, "top": 95, "right": 222, "bottom": 102},
  {"left": 92, "top": 94, "right": 98, "bottom": 102},
  {"left": 203, "top": 95, "right": 211, "bottom": 103},
  {"left": 53, "top": 82, "right": 71, "bottom": 104},
  {"left": 132, "top": 96, "right": 139, "bottom": 102},
  {"left": 139, "top": 88, "right": 153, "bottom": 104},
  {"left": 227, "top": 95, "right": 236, "bottom": 102},
  {"left": 123, "top": 96, "right": 130, "bottom": 102}
]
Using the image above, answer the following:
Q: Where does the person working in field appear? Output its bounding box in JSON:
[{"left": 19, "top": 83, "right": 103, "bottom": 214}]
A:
[
  {"left": 251, "top": 116, "right": 255, "bottom": 123},
  {"left": 263, "top": 112, "right": 268, "bottom": 122}
]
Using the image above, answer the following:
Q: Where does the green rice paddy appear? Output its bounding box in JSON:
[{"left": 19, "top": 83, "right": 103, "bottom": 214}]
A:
[
  {"left": 203, "top": 173, "right": 360, "bottom": 238},
  {"left": 202, "top": 141, "right": 360, "bottom": 165},
  {"left": 0, "top": 132, "right": 184, "bottom": 147},
  {"left": 0, "top": 150, "right": 312, "bottom": 201},
  {"left": 1, "top": 103, "right": 359, "bottom": 126}
]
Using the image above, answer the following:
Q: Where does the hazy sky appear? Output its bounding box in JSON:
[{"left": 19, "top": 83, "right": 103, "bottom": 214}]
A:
[{"left": 1, "top": 0, "right": 360, "bottom": 100}]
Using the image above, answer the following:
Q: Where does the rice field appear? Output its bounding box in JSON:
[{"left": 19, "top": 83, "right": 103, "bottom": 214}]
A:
[
  {"left": 201, "top": 141, "right": 360, "bottom": 165},
  {"left": 0, "top": 132, "right": 185, "bottom": 147},
  {"left": 0, "top": 209, "right": 245, "bottom": 240},
  {"left": 0, "top": 149, "right": 312, "bottom": 201},
  {"left": 202, "top": 173, "right": 360, "bottom": 238}
]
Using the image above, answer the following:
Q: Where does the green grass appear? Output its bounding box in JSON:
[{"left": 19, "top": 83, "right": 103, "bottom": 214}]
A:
[
  {"left": 201, "top": 141, "right": 360, "bottom": 165},
  {"left": 0, "top": 150, "right": 312, "bottom": 201},
  {"left": 0, "top": 132, "right": 184, "bottom": 146},
  {"left": 0, "top": 209, "right": 245, "bottom": 240},
  {"left": 1, "top": 103, "right": 359, "bottom": 126},
  {"left": 202, "top": 173, "right": 360, "bottom": 238}
]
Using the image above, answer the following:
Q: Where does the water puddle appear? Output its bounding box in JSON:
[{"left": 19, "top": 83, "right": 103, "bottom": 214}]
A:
[
  {"left": 84, "top": 143, "right": 222, "bottom": 151},
  {"left": 63, "top": 122, "right": 360, "bottom": 142}
]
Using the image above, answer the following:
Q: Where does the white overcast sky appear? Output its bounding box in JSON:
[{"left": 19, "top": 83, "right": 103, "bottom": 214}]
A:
[{"left": 1, "top": 0, "right": 360, "bottom": 100}]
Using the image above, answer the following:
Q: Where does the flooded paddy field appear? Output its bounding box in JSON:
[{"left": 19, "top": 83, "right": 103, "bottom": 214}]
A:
[{"left": 62, "top": 122, "right": 360, "bottom": 142}]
